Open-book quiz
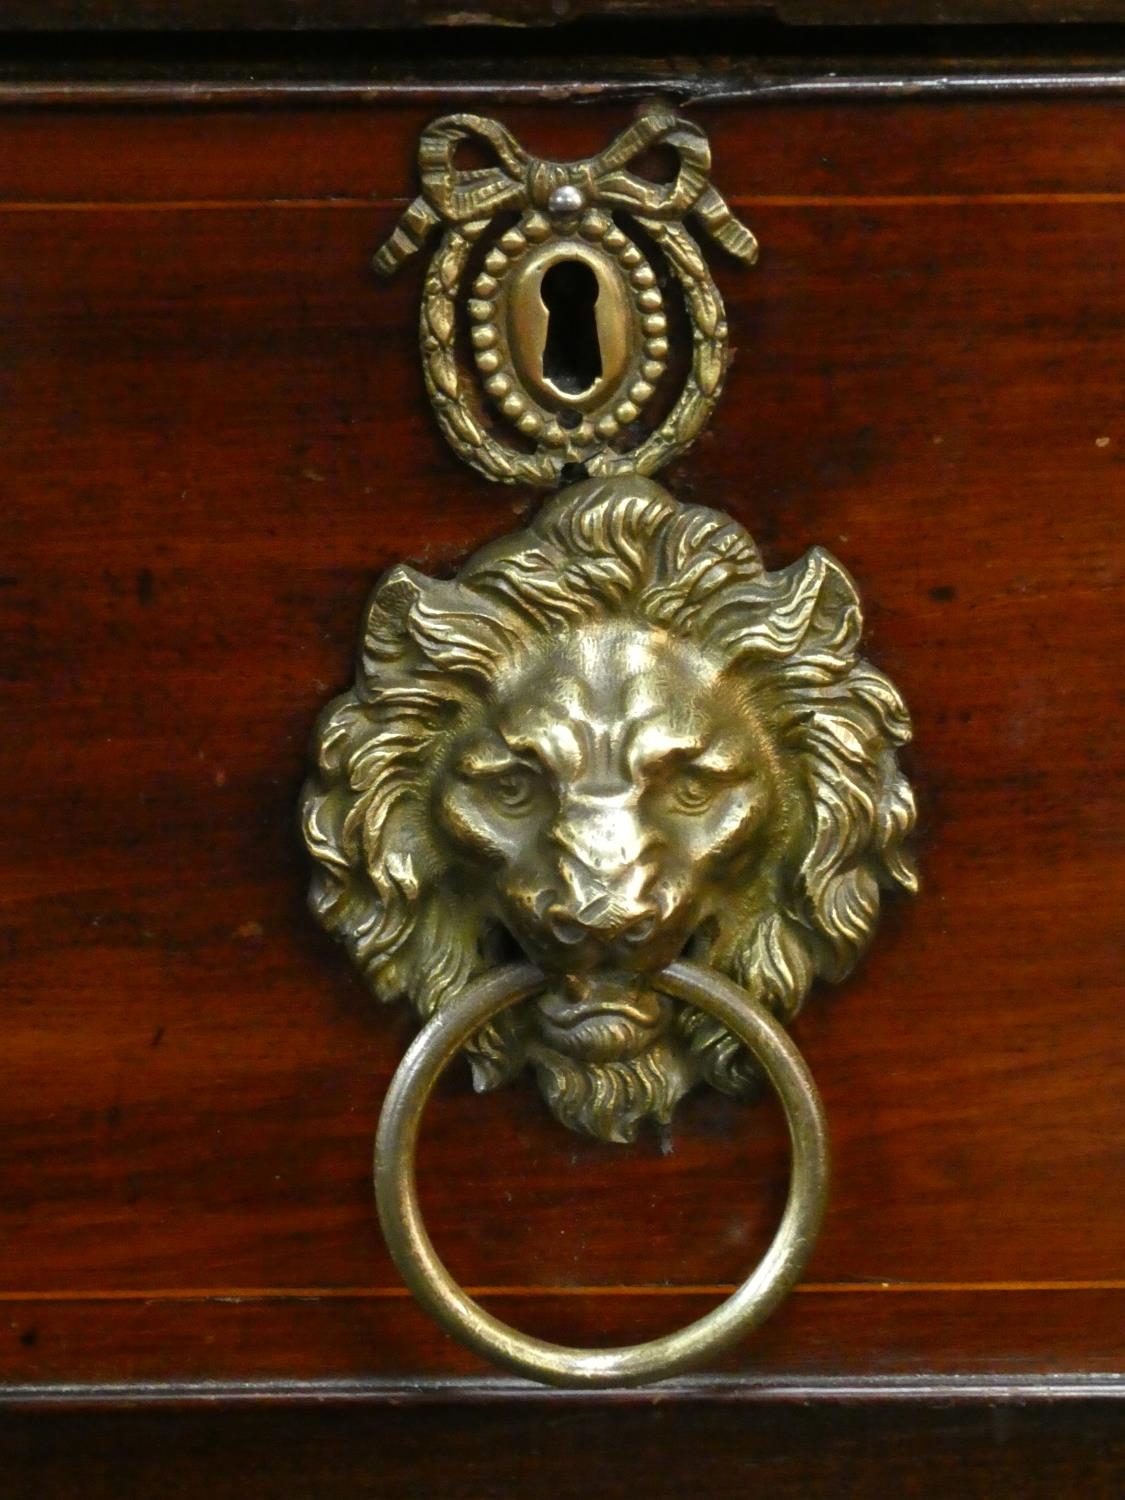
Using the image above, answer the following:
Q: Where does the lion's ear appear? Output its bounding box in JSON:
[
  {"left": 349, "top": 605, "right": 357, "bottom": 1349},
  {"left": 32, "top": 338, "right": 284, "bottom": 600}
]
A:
[
  {"left": 358, "top": 565, "right": 435, "bottom": 679},
  {"left": 721, "top": 546, "right": 862, "bottom": 671},
  {"left": 788, "top": 547, "right": 863, "bottom": 665},
  {"left": 372, "top": 564, "right": 432, "bottom": 622},
  {"left": 365, "top": 563, "right": 523, "bottom": 682}
]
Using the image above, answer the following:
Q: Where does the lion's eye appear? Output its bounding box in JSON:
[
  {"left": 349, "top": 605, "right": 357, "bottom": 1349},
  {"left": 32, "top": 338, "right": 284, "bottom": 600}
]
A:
[
  {"left": 486, "top": 768, "right": 540, "bottom": 812},
  {"left": 668, "top": 769, "right": 720, "bottom": 812}
]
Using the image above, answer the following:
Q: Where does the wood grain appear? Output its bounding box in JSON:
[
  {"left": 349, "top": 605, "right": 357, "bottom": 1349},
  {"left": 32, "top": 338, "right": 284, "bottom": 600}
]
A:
[
  {"left": 0, "top": 94, "right": 1122, "bottom": 1390},
  {"left": 2, "top": 99, "right": 1125, "bottom": 202},
  {"left": 2, "top": 1289, "right": 1125, "bottom": 1389}
]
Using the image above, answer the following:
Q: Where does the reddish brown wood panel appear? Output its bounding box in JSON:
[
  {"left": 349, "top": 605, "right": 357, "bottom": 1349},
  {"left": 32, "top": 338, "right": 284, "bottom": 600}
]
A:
[
  {"left": 1, "top": 99, "right": 1125, "bottom": 202},
  {"left": 1, "top": 1289, "right": 1123, "bottom": 1387},
  {"left": 0, "top": 95, "right": 1122, "bottom": 1390}
]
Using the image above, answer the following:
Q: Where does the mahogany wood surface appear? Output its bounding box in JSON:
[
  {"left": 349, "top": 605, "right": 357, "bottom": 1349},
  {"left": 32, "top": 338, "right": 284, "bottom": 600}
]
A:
[{"left": 1, "top": 93, "right": 1123, "bottom": 1401}]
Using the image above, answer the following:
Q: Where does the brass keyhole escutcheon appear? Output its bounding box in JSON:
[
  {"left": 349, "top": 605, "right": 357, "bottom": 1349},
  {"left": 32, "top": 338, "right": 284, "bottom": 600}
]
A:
[{"left": 507, "top": 241, "right": 632, "bottom": 414}]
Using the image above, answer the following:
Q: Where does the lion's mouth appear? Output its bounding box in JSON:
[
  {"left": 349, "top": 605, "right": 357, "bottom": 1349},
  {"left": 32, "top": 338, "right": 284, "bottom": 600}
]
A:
[
  {"left": 533, "top": 975, "right": 670, "bottom": 1062},
  {"left": 537, "top": 974, "right": 664, "bottom": 1028},
  {"left": 539, "top": 995, "right": 661, "bottom": 1029}
]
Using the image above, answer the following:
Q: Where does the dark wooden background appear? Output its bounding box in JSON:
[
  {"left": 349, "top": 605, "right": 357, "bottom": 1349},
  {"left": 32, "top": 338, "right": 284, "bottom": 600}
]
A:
[
  {"left": 0, "top": 84, "right": 1122, "bottom": 1482},
  {"left": 2, "top": 1401, "right": 1123, "bottom": 1500},
  {"left": 2, "top": 2, "right": 1124, "bottom": 27}
]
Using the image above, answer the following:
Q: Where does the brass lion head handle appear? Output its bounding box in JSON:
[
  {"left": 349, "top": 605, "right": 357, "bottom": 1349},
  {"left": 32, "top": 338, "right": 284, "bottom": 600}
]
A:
[{"left": 301, "top": 110, "right": 916, "bottom": 1386}]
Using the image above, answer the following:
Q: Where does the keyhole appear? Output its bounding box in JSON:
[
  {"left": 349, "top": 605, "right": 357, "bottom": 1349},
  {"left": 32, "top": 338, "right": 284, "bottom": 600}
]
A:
[{"left": 540, "top": 260, "right": 603, "bottom": 398}]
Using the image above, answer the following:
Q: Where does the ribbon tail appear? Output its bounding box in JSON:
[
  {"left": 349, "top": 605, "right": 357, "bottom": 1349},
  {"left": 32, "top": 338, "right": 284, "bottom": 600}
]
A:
[
  {"left": 372, "top": 197, "right": 444, "bottom": 278},
  {"left": 693, "top": 186, "right": 759, "bottom": 266}
]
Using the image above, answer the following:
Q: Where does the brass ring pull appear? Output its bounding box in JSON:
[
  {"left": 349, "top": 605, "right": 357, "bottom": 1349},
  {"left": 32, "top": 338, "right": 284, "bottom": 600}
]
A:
[{"left": 374, "top": 960, "right": 831, "bottom": 1389}]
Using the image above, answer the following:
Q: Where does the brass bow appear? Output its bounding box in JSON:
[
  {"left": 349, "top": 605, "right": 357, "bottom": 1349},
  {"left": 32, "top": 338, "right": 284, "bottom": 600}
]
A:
[{"left": 373, "top": 109, "right": 758, "bottom": 277}]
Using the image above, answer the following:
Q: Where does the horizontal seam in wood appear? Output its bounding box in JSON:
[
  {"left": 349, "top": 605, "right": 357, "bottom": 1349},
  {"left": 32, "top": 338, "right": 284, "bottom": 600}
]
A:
[
  {"left": 0, "top": 1281, "right": 1122, "bottom": 1303},
  {"left": 5, "top": 1373, "right": 1125, "bottom": 1409},
  {"left": 0, "top": 74, "right": 1123, "bottom": 110},
  {"left": 0, "top": 193, "right": 1123, "bottom": 213}
]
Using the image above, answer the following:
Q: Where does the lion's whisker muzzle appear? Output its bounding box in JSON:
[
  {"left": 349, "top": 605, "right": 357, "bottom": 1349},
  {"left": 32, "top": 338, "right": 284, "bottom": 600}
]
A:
[
  {"left": 542, "top": 907, "right": 588, "bottom": 946},
  {"left": 544, "top": 898, "right": 660, "bottom": 948}
]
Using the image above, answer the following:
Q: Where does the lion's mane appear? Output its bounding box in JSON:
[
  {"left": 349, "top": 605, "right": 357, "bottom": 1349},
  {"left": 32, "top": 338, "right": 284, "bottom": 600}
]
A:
[{"left": 302, "top": 476, "right": 917, "bottom": 1115}]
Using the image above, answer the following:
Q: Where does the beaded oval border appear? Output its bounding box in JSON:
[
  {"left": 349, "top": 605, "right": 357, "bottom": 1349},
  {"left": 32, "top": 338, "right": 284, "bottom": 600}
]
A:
[
  {"left": 469, "top": 209, "right": 667, "bottom": 457},
  {"left": 418, "top": 210, "right": 734, "bottom": 487}
]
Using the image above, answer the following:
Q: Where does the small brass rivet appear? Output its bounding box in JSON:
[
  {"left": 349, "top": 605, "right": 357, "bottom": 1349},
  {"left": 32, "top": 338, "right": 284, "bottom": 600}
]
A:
[
  {"left": 485, "top": 373, "right": 511, "bottom": 397},
  {"left": 548, "top": 184, "right": 585, "bottom": 216},
  {"left": 632, "top": 266, "right": 657, "bottom": 289},
  {"left": 501, "top": 394, "right": 524, "bottom": 418},
  {"left": 484, "top": 248, "right": 508, "bottom": 275},
  {"left": 595, "top": 415, "right": 619, "bottom": 438},
  {"left": 517, "top": 412, "right": 543, "bottom": 435},
  {"left": 468, "top": 299, "right": 494, "bottom": 323},
  {"left": 471, "top": 326, "right": 497, "bottom": 349},
  {"left": 500, "top": 229, "right": 527, "bottom": 254},
  {"left": 638, "top": 288, "right": 662, "bottom": 312},
  {"left": 616, "top": 400, "right": 639, "bottom": 424},
  {"left": 477, "top": 349, "right": 501, "bottom": 373},
  {"left": 620, "top": 246, "right": 643, "bottom": 268},
  {"left": 474, "top": 274, "right": 499, "bottom": 297},
  {"left": 630, "top": 381, "right": 654, "bottom": 404},
  {"left": 524, "top": 214, "right": 551, "bottom": 243},
  {"left": 642, "top": 360, "right": 664, "bottom": 380},
  {"left": 643, "top": 314, "right": 667, "bottom": 335},
  {"left": 646, "top": 337, "right": 669, "bottom": 358}
]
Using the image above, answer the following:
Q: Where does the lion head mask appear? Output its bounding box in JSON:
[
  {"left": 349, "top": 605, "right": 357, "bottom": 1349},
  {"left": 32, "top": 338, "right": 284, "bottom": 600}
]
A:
[{"left": 302, "top": 476, "right": 916, "bottom": 1142}]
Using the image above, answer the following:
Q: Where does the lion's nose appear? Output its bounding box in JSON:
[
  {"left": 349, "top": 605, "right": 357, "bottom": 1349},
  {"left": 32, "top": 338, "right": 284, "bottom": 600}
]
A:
[{"left": 544, "top": 899, "right": 658, "bottom": 947}]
